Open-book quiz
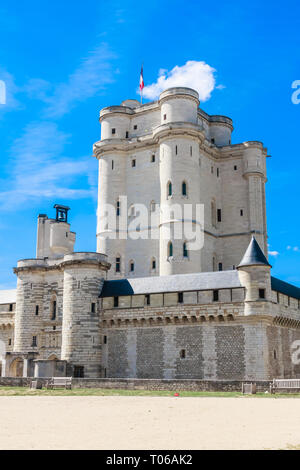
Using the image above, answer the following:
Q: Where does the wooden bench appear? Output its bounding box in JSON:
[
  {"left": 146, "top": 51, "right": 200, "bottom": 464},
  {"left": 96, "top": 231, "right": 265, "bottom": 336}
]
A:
[
  {"left": 46, "top": 377, "right": 72, "bottom": 390},
  {"left": 270, "top": 379, "right": 300, "bottom": 394}
]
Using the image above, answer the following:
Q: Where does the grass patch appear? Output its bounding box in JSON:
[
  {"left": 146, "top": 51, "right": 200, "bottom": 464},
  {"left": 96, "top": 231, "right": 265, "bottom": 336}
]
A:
[{"left": 0, "top": 386, "right": 300, "bottom": 398}]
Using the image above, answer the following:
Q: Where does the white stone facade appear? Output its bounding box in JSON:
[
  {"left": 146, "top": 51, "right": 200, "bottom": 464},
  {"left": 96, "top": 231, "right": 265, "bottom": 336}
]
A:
[{"left": 94, "top": 87, "right": 268, "bottom": 279}]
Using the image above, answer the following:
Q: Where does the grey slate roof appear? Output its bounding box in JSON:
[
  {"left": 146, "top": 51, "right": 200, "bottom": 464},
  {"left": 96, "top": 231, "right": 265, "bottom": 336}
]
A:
[
  {"left": 0, "top": 289, "right": 16, "bottom": 305},
  {"left": 100, "top": 270, "right": 242, "bottom": 297},
  {"left": 237, "top": 236, "right": 271, "bottom": 268},
  {"left": 271, "top": 277, "right": 300, "bottom": 300}
]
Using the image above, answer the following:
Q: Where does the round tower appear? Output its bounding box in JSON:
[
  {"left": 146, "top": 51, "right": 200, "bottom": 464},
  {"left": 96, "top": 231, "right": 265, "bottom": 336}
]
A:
[
  {"left": 209, "top": 115, "right": 233, "bottom": 146},
  {"left": 242, "top": 142, "right": 267, "bottom": 252},
  {"left": 60, "top": 253, "right": 110, "bottom": 378},
  {"left": 157, "top": 88, "right": 202, "bottom": 275},
  {"left": 237, "top": 237, "right": 272, "bottom": 316}
]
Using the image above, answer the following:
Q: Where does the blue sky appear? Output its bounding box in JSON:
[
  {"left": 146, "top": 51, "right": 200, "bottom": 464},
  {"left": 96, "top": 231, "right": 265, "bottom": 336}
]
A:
[{"left": 0, "top": 0, "right": 299, "bottom": 288}]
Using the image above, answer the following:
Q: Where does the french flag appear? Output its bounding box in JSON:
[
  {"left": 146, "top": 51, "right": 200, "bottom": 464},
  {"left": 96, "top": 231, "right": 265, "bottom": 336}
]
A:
[{"left": 139, "top": 65, "right": 144, "bottom": 92}]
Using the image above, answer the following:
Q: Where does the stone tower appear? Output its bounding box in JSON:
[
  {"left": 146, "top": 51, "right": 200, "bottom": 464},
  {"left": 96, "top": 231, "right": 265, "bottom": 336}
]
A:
[{"left": 94, "top": 87, "right": 268, "bottom": 280}]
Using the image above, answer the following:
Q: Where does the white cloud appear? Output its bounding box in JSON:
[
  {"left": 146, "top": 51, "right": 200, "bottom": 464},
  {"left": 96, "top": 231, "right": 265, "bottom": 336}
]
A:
[
  {"left": 0, "top": 69, "right": 21, "bottom": 117},
  {"left": 268, "top": 251, "right": 279, "bottom": 257},
  {"left": 43, "top": 42, "right": 116, "bottom": 118},
  {"left": 287, "top": 245, "right": 299, "bottom": 252},
  {"left": 0, "top": 122, "right": 96, "bottom": 210},
  {"left": 142, "top": 61, "right": 217, "bottom": 101},
  {"left": 293, "top": 246, "right": 300, "bottom": 252}
]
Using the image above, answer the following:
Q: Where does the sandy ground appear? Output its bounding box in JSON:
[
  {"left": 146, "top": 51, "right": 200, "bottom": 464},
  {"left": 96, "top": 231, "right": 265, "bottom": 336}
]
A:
[{"left": 0, "top": 396, "right": 299, "bottom": 450}]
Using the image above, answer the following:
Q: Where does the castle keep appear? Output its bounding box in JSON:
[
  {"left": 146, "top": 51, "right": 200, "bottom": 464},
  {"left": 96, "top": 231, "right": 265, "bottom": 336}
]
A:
[{"left": 0, "top": 87, "right": 299, "bottom": 381}]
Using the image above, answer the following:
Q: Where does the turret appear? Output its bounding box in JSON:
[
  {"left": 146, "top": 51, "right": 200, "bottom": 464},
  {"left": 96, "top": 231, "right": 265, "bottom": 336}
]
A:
[{"left": 237, "top": 237, "right": 272, "bottom": 316}]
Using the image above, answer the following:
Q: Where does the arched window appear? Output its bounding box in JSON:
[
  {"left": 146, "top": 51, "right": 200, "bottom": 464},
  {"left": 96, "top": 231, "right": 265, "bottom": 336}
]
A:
[
  {"left": 168, "top": 241, "right": 173, "bottom": 258},
  {"left": 129, "top": 260, "right": 135, "bottom": 272},
  {"left": 182, "top": 181, "right": 187, "bottom": 196},
  {"left": 115, "top": 256, "right": 121, "bottom": 273},
  {"left": 167, "top": 181, "right": 172, "bottom": 197},
  {"left": 183, "top": 242, "right": 188, "bottom": 258}
]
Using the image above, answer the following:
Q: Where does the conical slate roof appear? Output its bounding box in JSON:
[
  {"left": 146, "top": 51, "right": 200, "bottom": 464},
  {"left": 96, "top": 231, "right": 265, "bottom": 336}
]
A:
[{"left": 237, "top": 236, "right": 271, "bottom": 268}]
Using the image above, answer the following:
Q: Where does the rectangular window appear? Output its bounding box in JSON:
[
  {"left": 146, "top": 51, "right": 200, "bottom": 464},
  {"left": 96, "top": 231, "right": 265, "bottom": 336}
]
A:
[
  {"left": 180, "top": 349, "right": 186, "bottom": 359},
  {"left": 112, "top": 128, "right": 116, "bottom": 135},
  {"left": 116, "top": 257, "right": 121, "bottom": 272},
  {"left": 130, "top": 262, "right": 134, "bottom": 272},
  {"left": 91, "top": 302, "right": 96, "bottom": 313},
  {"left": 178, "top": 292, "right": 183, "bottom": 303},
  {"left": 134, "top": 124, "right": 137, "bottom": 130},
  {"left": 217, "top": 168, "right": 219, "bottom": 177},
  {"left": 190, "top": 146, "right": 192, "bottom": 156},
  {"left": 112, "top": 160, "right": 114, "bottom": 170},
  {"left": 218, "top": 263, "right": 223, "bottom": 271},
  {"left": 211, "top": 166, "right": 214, "bottom": 174},
  {"left": 213, "top": 290, "right": 219, "bottom": 301},
  {"left": 126, "top": 131, "right": 129, "bottom": 138},
  {"left": 151, "top": 154, "right": 155, "bottom": 162},
  {"left": 51, "top": 301, "right": 56, "bottom": 320},
  {"left": 32, "top": 336, "right": 37, "bottom": 347},
  {"left": 74, "top": 366, "right": 84, "bottom": 378},
  {"left": 259, "top": 289, "right": 265, "bottom": 299},
  {"left": 234, "top": 165, "right": 237, "bottom": 170},
  {"left": 145, "top": 294, "right": 150, "bottom": 305},
  {"left": 9, "top": 304, "right": 13, "bottom": 312},
  {"left": 152, "top": 259, "right": 156, "bottom": 270},
  {"left": 175, "top": 145, "right": 178, "bottom": 155},
  {"left": 8, "top": 338, "right": 11, "bottom": 346},
  {"left": 35, "top": 305, "right": 39, "bottom": 316},
  {"left": 132, "top": 159, "right": 136, "bottom": 167},
  {"left": 114, "top": 296, "right": 119, "bottom": 307},
  {"left": 217, "top": 209, "right": 222, "bottom": 222},
  {"left": 240, "top": 209, "right": 243, "bottom": 216},
  {"left": 103, "top": 335, "right": 107, "bottom": 344},
  {"left": 163, "top": 114, "right": 167, "bottom": 120},
  {"left": 211, "top": 138, "right": 215, "bottom": 144}
]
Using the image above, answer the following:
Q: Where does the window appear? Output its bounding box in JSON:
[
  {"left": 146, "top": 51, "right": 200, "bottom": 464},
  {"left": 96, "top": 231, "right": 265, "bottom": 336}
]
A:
[
  {"left": 240, "top": 209, "right": 244, "bottom": 216},
  {"left": 211, "top": 138, "right": 215, "bottom": 144},
  {"left": 145, "top": 294, "right": 150, "bottom": 305},
  {"left": 35, "top": 305, "right": 39, "bottom": 316},
  {"left": 274, "top": 350, "right": 277, "bottom": 360},
  {"left": 217, "top": 168, "right": 219, "bottom": 177},
  {"left": 9, "top": 303, "right": 13, "bottom": 312},
  {"left": 116, "top": 257, "right": 121, "bottom": 273},
  {"left": 213, "top": 290, "right": 219, "bottom": 301},
  {"left": 180, "top": 349, "right": 186, "bottom": 359},
  {"left": 103, "top": 335, "right": 107, "bottom": 344},
  {"left": 163, "top": 114, "right": 167, "bottom": 120},
  {"left": 74, "top": 366, "right": 84, "bottom": 378},
  {"left": 112, "top": 128, "right": 116, "bottom": 135},
  {"left": 112, "top": 160, "right": 114, "bottom": 170},
  {"left": 183, "top": 242, "right": 188, "bottom": 258},
  {"left": 234, "top": 165, "right": 237, "bottom": 171},
  {"left": 175, "top": 145, "right": 178, "bottom": 155},
  {"left": 131, "top": 159, "right": 136, "bottom": 167},
  {"left": 53, "top": 326, "right": 56, "bottom": 330},
  {"left": 8, "top": 338, "right": 11, "bottom": 346},
  {"left": 218, "top": 263, "right": 223, "bottom": 271},
  {"left": 211, "top": 200, "right": 217, "bottom": 228},
  {"left": 91, "top": 302, "right": 96, "bottom": 313},
  {"left": 116, "top": 200, "right": 120, "bottom": 216},
  {"left": 114, "top": 297, "right": 119, "bottom": 307},
  {"left": 51, "top": 300, "right": 56, "bottom": 320},
  {"left": 134, "top": 124, "right": 137, "bottom": 130},
  {"left": 259, "top": 289, "right": 265, "bottom": 299},
  {"left": 182, "top": 181, "right": 187, "bottom": 196},
  {"left": 32, "top": 336, "right": 37, "bottom": 347},
  {"left": 167, "top": 182, "right": 172, "bottom": 197},
  {"left": 126, "top": 131, "right": 129, "bottom": 138},
  {"left": 217, "top": 209, "right": 222, "bottom": 222},
  {"left": 151, "top": 258, "right": 156, "bottom": 270},
  {"left": 168, "top": 242, "right": 173, "bottom": 258},
  {"left": 151, "top": 154, "right": 155, "bottom": 163},
  {"left": 178, "top": 292, "right": 183, "bottom": 303},
  {"left": 130, "top": 261, "right": 135, "bottom": 272},
  {"left": 211, "top": 166, "right": 214, "bottom": 174},
  {"left": 190, "top": 146, "right": 192, "bottom": 156}
]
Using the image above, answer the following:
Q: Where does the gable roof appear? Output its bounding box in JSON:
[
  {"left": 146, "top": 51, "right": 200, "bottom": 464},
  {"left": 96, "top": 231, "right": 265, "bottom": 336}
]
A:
[
  {"left": 237, "top": 236, "right": 271, "bottom": 268},
  {"left": 100, "top": 270, "right": 242, "bottom": 297},
  {"left": 271, "top": 277, "right": 300, "bottom": 300}
]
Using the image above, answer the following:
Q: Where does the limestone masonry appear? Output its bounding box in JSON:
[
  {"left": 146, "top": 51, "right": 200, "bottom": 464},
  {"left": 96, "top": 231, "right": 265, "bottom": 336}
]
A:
[{"left": 0, "top": 87, "right": 299, "bottom": 380}]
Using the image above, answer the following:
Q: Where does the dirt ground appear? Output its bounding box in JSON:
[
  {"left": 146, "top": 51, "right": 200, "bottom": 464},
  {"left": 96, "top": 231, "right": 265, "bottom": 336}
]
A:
[{"left": 0, "top": 396, "right": 299, "bottom": 450}]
